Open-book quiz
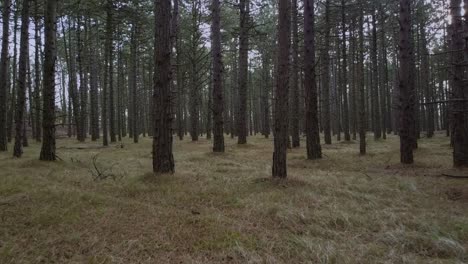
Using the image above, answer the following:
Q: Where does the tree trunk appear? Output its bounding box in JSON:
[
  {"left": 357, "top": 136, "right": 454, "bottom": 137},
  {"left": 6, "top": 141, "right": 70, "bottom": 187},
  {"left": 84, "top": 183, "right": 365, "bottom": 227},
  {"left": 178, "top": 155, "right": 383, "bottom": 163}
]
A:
[
  {"left": 237, "top": 0, "right": 249, "bottom": 144},
  {"left": 341, "top": 0, "right": 350, "bottom": 142},
  {"left": 321, "top": 0, "right": 332, "bottom": 145},
  {"left": 272, "top": 0, "right": 290, "bottom": 178},
  {"left": 153, "top": 0, "right": 175, "bottom": 174},
  {"left": 40, "top": 0, "right": 57, "bottom": 161},
  {"left": 304, "top": 0, "right": 322, "bottom": 160},
  {"left": 0, "top": 0, "right": 10, "bottom": 151},
  {"left": 371, "top": 14, "right": 382, "bottom": 140},
  {"left": 358, "top": 6, "right": 366, "bottom": 155},
  {"left": 89, "top": 19, "right": 100, "bottom": 141},
  {"left": 290, "top": 0, "right": 300, "bottom": 148},
  {"left": 33, "top": 0, "right": 42, "bottom": 142},
  {"left": 451, "top": 0, "right": 468, "bottom": 167},
  {"left": 211, "top": 0, "right": 225, "bottom": 152},
  {"left": 398, "top": 0, "right": 414, "bottom": 164},
  {"left": 13, "top": 0, "right": 30, "bottom": 158}
]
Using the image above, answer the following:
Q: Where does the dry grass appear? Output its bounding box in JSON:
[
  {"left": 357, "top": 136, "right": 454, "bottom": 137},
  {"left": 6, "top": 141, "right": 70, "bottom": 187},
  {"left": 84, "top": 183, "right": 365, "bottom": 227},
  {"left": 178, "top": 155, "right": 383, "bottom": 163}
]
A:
[{"left": 0, "top": 132, "right": 467, "bottom": 263}]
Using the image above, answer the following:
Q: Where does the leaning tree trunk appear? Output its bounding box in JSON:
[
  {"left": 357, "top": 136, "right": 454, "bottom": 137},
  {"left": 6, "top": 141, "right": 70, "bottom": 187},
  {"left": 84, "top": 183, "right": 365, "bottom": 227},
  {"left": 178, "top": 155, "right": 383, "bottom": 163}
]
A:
[
  {"left": 153, "top": 0, "right": 175, "bottom": 174},
  {"left": 211, "top": 0, "right": 225, "bottom": 153},
  {"left": 40, "top": 0, "right": 57, "bottom": 161},
  {"left": 398, "top": 0, "right": 414, "bottom": 164},
  {"left": 13, "top": 0, "right": 30, "bottom": 158},
  {"left": 272, "top": 0, "right": 291, "bottom": 178},
  {"left": 304, "top": 0, "right": 322, "bottom": 160},
  {"left": 0, "top": 0, "right": 10, "bottom": 151}
]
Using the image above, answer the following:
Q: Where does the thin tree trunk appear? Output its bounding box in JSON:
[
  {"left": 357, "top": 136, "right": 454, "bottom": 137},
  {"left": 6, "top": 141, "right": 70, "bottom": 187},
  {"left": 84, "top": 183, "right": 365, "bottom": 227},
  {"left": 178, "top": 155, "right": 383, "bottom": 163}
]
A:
[
  {"left": 358, "top": 6, "right": 366, "bottom": 155},
  {"left": 290, "top": 0, "right": 300, "bottom": 148},
  {"left": 237, "top": 0, "right": 249, "bottom": 144},
  {"left": 13, "top": 0, "right": 30, "bottom": 158},
  {"left": 321, "top": 0, "right": 332, "bottom": 145},
  {"left": 341, "top": 0, "right": 350, "bottom": 141}
]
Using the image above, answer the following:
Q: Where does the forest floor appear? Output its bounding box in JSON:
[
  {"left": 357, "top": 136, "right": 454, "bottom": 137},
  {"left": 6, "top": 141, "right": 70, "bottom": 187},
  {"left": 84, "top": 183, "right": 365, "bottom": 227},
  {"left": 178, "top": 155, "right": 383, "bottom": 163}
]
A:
[{"left": 0, "top": 132, "right": 468, "bottom": 263}]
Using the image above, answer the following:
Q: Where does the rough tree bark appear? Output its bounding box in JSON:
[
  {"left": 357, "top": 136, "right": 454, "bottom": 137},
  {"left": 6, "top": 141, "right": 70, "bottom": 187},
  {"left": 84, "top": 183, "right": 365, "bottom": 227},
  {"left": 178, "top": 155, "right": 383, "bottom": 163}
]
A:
[
  {"left": 451, "top": 0, "right": 468, "bottom": 167},
  {"left": 0, "top": 0, "right": 10, "bottom": 151},
  {"left": 153, "top": 0, "right": 175, "bottom": 174},
  {"left": 211, "top": 0, "right": 225, "bottom": 152},
  {"left": 40, "top": 0, "right": 57, "bottom": 161},
  {"left": 398, "top": 0, "right": 414, "bottom": 164},
  {"left": 272, "top": 0, "right": 290, "bottom": 178},
  {"left": 304, "top": 0, "right": 322, "bottom": 160}
]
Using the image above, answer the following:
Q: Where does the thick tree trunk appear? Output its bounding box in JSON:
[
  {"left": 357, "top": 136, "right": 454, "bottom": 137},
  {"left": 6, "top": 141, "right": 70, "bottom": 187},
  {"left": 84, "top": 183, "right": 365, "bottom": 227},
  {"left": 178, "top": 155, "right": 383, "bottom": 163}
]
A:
[
  {"left": 0, "top": 0, "right": 10, "bottom": 151},
  {"left": 451, "top": 0, "right": 468, "bottom": 167},
  {"left": 211, "top": 0, "right": 225, "bottom": 152},
  {"left": 272, "top": 0, "right": 290, "bottom": 178},
  {"left": 398, "top": 0, "right": 414, "bottom": 164},
  {"left": 304, "top": 0, "right": 322, "bottom": 160},
  {"left": 13, "top": 0, "right": 30, "bottom": 158},
  {"left": 153, "top": 0, "right": 175, "bottom": 174},
  {"left": 40, "top": 0, "right": 57, "bottom": 161}
]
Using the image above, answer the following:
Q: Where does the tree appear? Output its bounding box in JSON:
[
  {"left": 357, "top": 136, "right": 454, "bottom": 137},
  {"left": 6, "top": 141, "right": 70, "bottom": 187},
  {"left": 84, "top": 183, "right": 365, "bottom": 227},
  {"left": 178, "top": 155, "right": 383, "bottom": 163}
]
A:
[
  {"left": 272, "top": 0, "right": 290, "bottom": 178},
  {"left": 398, "top": 0, "right": 414, "bottom": 164},
  {"left": 40, "top": 0, "right": 58, "bottom": 161},
  {"left": 0, "top": 0, "right": 10, "bottom": 151},
  {"left": 341, "top": 0, "right": 350, "bottom": 142},
  {"left": 153, "top": 0, "right": 175, "bottom": 174},
  {"left": 237, "top": 0, "right": 249, "bottom": 145},
  {"left": 321, "top": 0, "right": 332, "bottom": 145},
  {"left": 358, "top": 4, "right": 366, "bottom": 155},
  {"left": 304, "top": 0, "right": 321, "bottom": 160},
  {"left": 451, "top": 0, "right": 468, "bottom": 167},
  {"left": 211, "top": 0, "right": 225, "bottom": 153},
  {"left": 290, "top": 0, "right": 300, "bottom": 148},
  {"left": 13, "top": 0, "right": 30, "bottom": 158}
]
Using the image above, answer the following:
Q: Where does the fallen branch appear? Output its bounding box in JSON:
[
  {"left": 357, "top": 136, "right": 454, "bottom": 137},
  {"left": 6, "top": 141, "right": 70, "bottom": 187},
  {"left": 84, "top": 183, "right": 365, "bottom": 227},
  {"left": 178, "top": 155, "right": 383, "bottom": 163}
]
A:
[{"left": 441, "top": 173, "right": 468, "bottom": 179}]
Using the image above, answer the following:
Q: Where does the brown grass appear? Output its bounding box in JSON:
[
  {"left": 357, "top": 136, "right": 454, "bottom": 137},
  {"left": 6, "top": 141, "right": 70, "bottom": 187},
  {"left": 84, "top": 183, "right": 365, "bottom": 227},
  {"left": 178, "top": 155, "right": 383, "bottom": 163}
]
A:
[{"left": 0, "top": 132, "right": 467, "bottom": 263}]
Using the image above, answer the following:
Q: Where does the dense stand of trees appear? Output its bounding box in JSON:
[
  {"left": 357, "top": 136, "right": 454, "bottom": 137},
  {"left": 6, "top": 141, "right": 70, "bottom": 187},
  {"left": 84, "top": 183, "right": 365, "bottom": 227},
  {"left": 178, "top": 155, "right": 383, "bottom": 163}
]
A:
[{"left": 0, "top": 0, "right": 467, "bottom": 177}]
